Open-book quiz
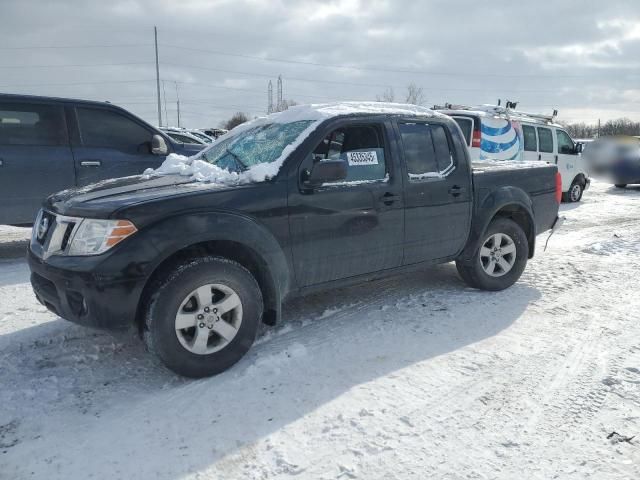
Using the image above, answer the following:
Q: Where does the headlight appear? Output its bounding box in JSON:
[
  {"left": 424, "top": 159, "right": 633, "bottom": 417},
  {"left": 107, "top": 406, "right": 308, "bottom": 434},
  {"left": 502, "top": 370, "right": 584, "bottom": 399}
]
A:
[{"left": 67, "top": 219, "right": 138, "bottom": 256}]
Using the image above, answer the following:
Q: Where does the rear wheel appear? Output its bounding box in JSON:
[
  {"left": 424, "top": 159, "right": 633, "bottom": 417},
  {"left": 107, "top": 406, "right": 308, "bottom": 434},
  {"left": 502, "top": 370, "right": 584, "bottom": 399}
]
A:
[
  {"left": 615, "top": 183, "right": 627, "bottom": 189},
  {"left": 456, "top": 218, "right": 528, "bottom": 291},
  {"left": 143, "top": 256, "right": 263, "bottom": 378}
]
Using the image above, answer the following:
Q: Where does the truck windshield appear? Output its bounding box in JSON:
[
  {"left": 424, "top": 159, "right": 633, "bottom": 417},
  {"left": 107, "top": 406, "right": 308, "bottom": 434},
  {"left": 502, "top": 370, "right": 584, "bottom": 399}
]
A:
[{"left": 197, "top": 120, "right": 313, "bottom": 173}]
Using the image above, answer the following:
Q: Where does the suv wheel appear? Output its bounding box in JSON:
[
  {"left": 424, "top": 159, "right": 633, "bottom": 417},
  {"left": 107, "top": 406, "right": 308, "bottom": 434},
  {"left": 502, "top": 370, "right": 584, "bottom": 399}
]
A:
[
  {"left": 143, "top": 256, "right": 263, "bottom": 378},
  {"left": 456, "top": 218, "right": 528, "bottom": 291}
]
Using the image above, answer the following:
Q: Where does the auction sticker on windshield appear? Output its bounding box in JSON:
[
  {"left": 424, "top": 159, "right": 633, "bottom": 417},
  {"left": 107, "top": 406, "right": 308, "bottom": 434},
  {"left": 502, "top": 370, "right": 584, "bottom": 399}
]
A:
[{"left": 347, "top": 151, "right": 378, "bottom": 166}]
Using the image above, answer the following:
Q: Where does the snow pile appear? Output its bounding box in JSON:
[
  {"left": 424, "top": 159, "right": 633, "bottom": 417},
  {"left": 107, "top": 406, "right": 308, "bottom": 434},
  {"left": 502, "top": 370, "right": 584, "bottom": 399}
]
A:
[{"left": 145, "top": 102, "right": 439, "bottom": 185}]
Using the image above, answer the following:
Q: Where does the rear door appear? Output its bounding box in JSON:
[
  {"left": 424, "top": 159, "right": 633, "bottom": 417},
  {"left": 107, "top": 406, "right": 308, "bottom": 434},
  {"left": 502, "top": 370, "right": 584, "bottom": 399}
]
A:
[
  {"left": 288, "top": 118, "right": 404, "bottom": 287},
  {"left": 71, "top": 105, "right": 166, "bottom": 185},
  {"left": 0, "top": 101, "right": 75, "bottom": 224},
  {"left": 396, "top": 120, "right": 472, "bottom": 264}
]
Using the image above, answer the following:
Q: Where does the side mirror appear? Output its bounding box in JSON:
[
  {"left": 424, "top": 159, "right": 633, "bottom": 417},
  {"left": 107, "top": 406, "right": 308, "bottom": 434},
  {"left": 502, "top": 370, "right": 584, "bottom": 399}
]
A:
[
  {"left": 151, "top": 134, "right": 168, "bottom": 155},
  {"left": 303, "top": 160, "right": 348, "bottom": 187},
  {"left": 575, "top": 143, "right": 584, "bottom": 154}
]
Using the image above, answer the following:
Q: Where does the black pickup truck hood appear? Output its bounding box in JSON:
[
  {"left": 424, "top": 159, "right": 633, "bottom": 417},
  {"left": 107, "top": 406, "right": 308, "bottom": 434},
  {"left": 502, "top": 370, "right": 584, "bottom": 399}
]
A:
[{"left": 45, "top": 174, "right": 238, "bottom": 219}]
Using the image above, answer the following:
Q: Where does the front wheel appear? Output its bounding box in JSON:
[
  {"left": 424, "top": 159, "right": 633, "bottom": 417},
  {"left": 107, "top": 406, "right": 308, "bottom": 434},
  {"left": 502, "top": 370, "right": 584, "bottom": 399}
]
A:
[
  {"left": 143, "top": 256, "right": 263, "bottom": 378},
  {"left": 456, "top": 218, "right": 529, "bottom": 291},
  {"left": 562, "top": 179, "right": 584, "bottom": 203}
]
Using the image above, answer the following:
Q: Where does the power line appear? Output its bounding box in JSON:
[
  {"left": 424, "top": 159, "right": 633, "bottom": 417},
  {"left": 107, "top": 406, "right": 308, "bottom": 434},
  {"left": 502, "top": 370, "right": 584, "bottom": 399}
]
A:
[
  {"left": 0, "top": 43, "right": 151, "bottom": 50},
  {"left": 0, "top": 62, "right": 152, "bottom": 69},
  {"left": 0, "top": 79, "right": 155, "bottom": 88},
  {"left": 160, "top": 42, "right": 603, "bottom": 79}
]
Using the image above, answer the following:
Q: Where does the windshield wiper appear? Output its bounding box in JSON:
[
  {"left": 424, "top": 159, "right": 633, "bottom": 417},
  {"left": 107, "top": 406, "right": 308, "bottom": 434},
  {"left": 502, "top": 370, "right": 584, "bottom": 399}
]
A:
[{"left": 225, "top": 147, "right": 248, "bottom": 171}]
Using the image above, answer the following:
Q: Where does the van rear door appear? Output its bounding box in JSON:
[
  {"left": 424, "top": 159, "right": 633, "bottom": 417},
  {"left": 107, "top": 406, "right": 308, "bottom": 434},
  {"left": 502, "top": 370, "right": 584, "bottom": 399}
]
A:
[{"left": 0, "top": 101, "right": 75, "bottom": 225}]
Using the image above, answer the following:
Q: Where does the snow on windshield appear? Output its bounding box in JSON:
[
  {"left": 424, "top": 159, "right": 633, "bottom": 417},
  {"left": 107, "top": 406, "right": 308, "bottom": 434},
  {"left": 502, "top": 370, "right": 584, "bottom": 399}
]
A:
[{"left": 145, "top": 102, "right": 438, "bottom": 185}]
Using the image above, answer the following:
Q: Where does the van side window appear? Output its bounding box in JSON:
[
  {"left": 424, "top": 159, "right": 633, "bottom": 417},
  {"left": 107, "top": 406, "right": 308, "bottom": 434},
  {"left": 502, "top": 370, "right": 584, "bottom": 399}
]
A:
[
  {"left": 0, "top": 103, "right": 67, "bottom": 146},
  {"left": 556, "top": 130, "right": 575, "bottom": 154},
  {"left": 537, "top": 127, "right": 553, "bottom": 153},
  {"left": 77, "top": 107, "right": 152, "bottom": 151},
  {"left": 399, "top": 123, "right": 453, "bottom": 179},
  {"left": 310, "top": 124, "right": 387, "bottom": 183},
  {"left": 452, "top": 117, "right": 472, "bottom": 146},
  {"left": 522, "top": 125, "right": 537, "bottom": 152}
]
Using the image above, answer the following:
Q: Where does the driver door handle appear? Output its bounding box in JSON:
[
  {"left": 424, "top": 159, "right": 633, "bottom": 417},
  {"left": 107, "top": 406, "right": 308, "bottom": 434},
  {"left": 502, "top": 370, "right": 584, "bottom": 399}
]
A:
[
  {"left": 81, "top": 160, "right": 102, "bottom": 167},
  {"left": 380, "top": 192, "right": 400, "bottom": 205}
]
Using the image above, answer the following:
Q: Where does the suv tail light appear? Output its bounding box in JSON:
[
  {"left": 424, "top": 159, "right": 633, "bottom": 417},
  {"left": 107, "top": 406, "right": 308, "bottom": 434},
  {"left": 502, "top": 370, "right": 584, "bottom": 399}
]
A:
[
  {"left": 555, "top": 172, "right": 562, "bottom": 203},
  {"left": 472, "top": 128, "right": 482, "bottom": 148}
]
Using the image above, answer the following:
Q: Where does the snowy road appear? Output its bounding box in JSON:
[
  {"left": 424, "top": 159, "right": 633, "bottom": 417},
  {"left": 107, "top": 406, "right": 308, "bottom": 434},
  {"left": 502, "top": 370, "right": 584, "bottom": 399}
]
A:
[{"left": 1, "top": 181, "right": 639, "bottom": 479}]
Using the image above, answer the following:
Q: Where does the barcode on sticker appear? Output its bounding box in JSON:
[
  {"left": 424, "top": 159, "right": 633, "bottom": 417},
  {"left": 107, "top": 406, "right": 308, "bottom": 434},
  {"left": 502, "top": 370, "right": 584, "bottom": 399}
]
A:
[{"left": 347, "top": 151, "right": 378, "bottom": 166}]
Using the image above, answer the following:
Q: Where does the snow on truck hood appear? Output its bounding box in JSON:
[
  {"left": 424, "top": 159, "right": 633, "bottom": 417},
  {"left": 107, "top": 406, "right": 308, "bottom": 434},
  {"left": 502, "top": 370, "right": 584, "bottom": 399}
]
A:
[{"left": 145, "top": 102, "right": 441, "bottom": 186}]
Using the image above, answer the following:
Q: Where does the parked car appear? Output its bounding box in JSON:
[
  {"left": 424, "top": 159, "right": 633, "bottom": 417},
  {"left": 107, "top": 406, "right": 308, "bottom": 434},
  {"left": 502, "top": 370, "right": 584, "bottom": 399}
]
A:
[
  {"left": 582, "top": 136, "right": 640, "bottom": 188},
  {"left": 0, "top": 94, "right": 205, "bottom": 225},
  {"left": 436, "top": 104, "right": 590, "bottom": 203},
  {"left": 28, "top": 102, "right": 561, "bottom": 377},
  {"left": 201, "top": 128, "right": 228, "bottom": 139},
  {"left": 159, "top": 127, "right": 210, "bottom": 145}
]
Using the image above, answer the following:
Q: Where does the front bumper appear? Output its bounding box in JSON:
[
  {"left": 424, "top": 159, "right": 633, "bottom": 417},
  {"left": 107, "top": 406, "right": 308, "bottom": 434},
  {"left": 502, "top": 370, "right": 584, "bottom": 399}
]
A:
[{"left": 28, "top": 248, "right": 146, "bottom": 330}]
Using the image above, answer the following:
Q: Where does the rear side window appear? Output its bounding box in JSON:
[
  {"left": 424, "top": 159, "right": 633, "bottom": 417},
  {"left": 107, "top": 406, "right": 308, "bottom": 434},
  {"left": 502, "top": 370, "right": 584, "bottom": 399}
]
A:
[
  {"left": 399, "top": 123, "right": 453, "bottom": 179},
  {"left": 537, "top": 127, "right": 553, "bottom": 153},
  {"left": 522, "top": 125, "right": 537, "bottom": 152},
  {"left": 310, "top": 124, "right": 387, "bottom": 183},
  {"left": 77, "top": 107, "right": 152, "bottom": 150},
  {"left": 452, "top": 117, "right": 472, "bottom": 146},
  {"left": 0, "top": 102, "right": 67, "bottom": 146}
]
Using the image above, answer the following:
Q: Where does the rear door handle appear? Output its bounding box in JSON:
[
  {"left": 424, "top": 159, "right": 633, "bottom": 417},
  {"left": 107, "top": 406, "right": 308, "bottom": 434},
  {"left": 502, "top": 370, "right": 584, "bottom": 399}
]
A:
[
  {"left": 448, "top": 185, "right": 464, "bottom": 197},
  {"left": 380, "top": 192, "right": 400, "bottom": 205},
  {"left": 81, "top": 160, "right": 102, "bottom": 167}
]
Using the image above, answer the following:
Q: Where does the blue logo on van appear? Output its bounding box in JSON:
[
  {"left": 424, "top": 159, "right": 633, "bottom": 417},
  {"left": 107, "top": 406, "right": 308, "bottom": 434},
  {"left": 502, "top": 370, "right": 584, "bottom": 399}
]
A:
[{"left": 479, "top": 118, "right": 522, "bottom": 161}]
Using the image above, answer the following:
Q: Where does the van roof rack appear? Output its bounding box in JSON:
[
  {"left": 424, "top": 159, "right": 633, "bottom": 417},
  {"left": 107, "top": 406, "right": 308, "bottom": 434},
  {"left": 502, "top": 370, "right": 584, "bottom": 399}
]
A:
[{"left": 434, "top": 101, "right": 558, "bottom": 124}]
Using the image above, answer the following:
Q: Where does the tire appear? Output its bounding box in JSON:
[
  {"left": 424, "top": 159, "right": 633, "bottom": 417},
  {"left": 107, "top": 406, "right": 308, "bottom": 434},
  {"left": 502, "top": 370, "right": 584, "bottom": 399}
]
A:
[
  {"left": 143, "top": 256, "right": 263, "bottom": 378},
  {"left": 562, "top": 179, "right": 584, "bottom": 203},
  {"left": 614, "top": 183, "right": 627, "bottom": 189},
  {"left": 455, "top": 218, "right": 529, "bottom": 291}
]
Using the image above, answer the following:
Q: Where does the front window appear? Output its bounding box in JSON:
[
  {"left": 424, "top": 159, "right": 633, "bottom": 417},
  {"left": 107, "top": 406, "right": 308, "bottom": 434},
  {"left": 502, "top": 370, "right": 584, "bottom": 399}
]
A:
[
  {"left": 198, "top": 120, "right": 313, "bottom": 173},
  {"left": 556, "top": 130, "right": 575, "bottom": 154}
]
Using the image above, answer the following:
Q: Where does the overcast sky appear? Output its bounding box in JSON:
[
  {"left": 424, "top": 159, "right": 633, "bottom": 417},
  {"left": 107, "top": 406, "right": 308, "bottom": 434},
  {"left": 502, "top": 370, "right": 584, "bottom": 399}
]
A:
[{"left": 2, "top": 0, "right": 639, "bottom": 128}]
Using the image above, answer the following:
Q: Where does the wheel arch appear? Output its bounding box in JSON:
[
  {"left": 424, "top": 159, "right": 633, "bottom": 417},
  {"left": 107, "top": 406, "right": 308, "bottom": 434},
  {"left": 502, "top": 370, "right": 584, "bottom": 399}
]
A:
[
  {"left": 134, "top": 212, "right": 291, "bottom": 331},
  {"left": 459, "top": 187, "right": 536, "bottom": 262}
]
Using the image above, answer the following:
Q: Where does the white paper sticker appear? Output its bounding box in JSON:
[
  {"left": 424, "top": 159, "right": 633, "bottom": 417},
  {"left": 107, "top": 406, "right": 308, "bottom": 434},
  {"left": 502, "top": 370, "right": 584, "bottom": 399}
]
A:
[{"left": 346, "top": 151, "right": 378, "bottom": 166}]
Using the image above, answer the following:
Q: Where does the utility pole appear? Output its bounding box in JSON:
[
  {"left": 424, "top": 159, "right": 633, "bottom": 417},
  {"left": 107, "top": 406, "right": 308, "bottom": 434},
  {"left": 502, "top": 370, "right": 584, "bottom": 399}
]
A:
[
  {"left": 277, "top": 75, "right": 283, "bottom": 112},
  {"left": 162, "top": 80, "right": 168, "bottom": 126},
  {"left": 154, "top": 26, "right": 162, "bottom": 127},
  {"left": 597, "top": 118, "right": 601, "bottom": 138},
  {"left": 175, "top": 81, "right": 181, "bottom": 128}
]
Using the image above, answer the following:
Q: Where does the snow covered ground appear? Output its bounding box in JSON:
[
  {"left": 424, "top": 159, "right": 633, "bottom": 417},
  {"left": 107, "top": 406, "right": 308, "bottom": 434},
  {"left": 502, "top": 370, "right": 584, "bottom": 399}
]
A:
[{"left": 1, "top": 180, "right": 639, "bottom": 479}]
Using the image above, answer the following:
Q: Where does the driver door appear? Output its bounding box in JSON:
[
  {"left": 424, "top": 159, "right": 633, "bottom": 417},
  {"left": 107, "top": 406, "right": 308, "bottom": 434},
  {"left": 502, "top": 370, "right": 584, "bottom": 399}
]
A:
[
  {"left": 70, "top": 106, "right": 166, "bottom": 185},
  {"left": 287, "top": 119, "right": 404, "bottom": 287}
]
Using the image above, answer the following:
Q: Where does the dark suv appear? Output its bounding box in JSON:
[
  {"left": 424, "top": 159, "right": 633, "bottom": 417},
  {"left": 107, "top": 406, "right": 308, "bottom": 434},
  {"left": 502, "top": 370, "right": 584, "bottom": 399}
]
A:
[{"left": 0, "top": 93, "right": 204, "bottom": 225}]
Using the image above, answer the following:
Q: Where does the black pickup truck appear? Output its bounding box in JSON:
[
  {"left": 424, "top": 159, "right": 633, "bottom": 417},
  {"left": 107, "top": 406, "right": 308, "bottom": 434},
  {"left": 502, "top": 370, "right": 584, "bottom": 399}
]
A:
[{"left": 28, "top": 103, "right": 561, "bottom": 377}]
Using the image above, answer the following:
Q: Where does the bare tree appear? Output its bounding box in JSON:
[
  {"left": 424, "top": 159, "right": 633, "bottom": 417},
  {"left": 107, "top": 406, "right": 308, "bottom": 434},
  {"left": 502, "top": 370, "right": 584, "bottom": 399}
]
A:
[
  {"left": 560, "top": 118, "right": 640, "bottom": 138},
  {"left": 405, "top": 83, "right": 426, "bottom": 106},
  {"left": 376, "top": 87, "right": 395, "bottom": 102},
  {"left": 222, "top": 112, "right": 249, "bottom": 130}
]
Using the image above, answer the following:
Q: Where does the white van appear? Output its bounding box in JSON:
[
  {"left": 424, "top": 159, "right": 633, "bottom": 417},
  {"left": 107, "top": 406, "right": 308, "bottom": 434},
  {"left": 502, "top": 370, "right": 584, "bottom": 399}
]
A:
[{"left": 437, "top": 104, "right": 590, "bottom": 202}]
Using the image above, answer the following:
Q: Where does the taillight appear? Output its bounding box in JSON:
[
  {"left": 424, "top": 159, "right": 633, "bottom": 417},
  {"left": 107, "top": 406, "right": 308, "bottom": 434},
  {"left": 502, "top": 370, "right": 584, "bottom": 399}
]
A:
[
  {"left": 472, "top": 128, "right": 482, "bottom": 148},
  {"left": 555, "top": 172, "right": 562, "bottom": 203}
]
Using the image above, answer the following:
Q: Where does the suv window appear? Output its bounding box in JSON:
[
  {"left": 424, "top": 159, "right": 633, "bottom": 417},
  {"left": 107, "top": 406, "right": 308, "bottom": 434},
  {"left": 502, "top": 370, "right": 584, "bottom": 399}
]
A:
[
  {"left": 537, "top": 127, "right": 553, "bottom": 153},
  {"left": 77, "top": 107, "right": 152, "bottom": 150},
  {"left": 0, "top": 102, "right": 67, "bottom": 146},
  {"left": 399, "top": 123, "right": 453, "bottom": 179},
  {"left": 522, "top": 125, "right": 537, "bottom": 152},
  {"left": 556, "top": 129, "right": 575, "bottom": 154},
  {"left": 310, "top": 124, "right": 387, "bottom": 183},
  {"left": 452, "top": 117, "right": 472, "bottom": 145}
]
